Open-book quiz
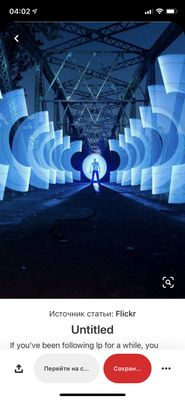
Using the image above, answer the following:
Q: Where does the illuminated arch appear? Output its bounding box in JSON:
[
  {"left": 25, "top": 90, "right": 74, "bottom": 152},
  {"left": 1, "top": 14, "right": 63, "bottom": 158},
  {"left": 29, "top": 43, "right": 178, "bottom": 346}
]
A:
[
  {"left": 49, "top": 129, "right": 65, "bottom": 184},
  {"left": 159, "top": 55, "right": 185, "bottom": 203},
  {"left": 82, "top": 154, "right": 107, "bottom": 180},
  {"left": 119, "top": 133, "right": 136, "bottom": 186},
  {"left": 37, "top": 121, "right": 57, "bottom": 184},
  {"left": 0, "top": 89, "right": 31, "bottom": 192},
  {"left": 139, "top": 106, "right": 165, "bottom": 191},
  {"left": 129, "top": 119, "right": 150, "bottom": 186},
  {"left": 0, "top": 164, "right": 9, "bottom": 200},
  {"left": 121, "top": 128, "right": 143, "bottom": 186},
  {"left": 0, "top": 91, "right": 9, "bottom": 200},
  {"left": 61, "top": 140, "right": 83, "bottom": 181},
  {"left": 158, "top": 54, "right": 185, "bottom": 94},
  {"left": 148, "top": 84, "right": 185, "bottom": 195},
  {"left": 12, "top": 111, "right": 50, "bottom": 189},
  {"left": 52, "top": 136, "right": 73, "bottom": 183},
  {"left": 108, "top": 139, "right": 128, "bottom": 183}
]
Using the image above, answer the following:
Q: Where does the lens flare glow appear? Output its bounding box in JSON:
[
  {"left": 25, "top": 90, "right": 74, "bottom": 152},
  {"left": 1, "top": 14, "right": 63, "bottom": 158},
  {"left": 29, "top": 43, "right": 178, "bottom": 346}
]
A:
[{"left": 93, "top": 183, "right": 100, "bottom": 192}]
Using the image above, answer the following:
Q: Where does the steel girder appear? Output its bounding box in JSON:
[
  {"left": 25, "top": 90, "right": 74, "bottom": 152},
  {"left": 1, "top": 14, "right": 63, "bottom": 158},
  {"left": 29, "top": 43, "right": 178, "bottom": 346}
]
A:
[
  {"left": 50, "top": 57, "right": 129, "bottom": 87},
  {"left": 50, "top": 55, "right": 140, "bottom": 88},
  {"left": 5, "top": 21, "right": 183, "bottom": 149},
  {"left": 94, "top": 22, "right": 149, "bottom": 36},
  {"left": 60, "top": 87, "right": 126, "bottom": 101},
  {"left": 5, "top": 23, "right": 145, "bottom": 143},
  {"left": 35, "top": 62, "right": 47, "bottom": 112},
  {"left": 44, "top": 23, "right": 148, "bottom": 56},
  {"left": 56, "top": 22, "right": 149, "bottom": 36},
  {"left": 15, "top": 23, "right": 74, "bottom": 127}
]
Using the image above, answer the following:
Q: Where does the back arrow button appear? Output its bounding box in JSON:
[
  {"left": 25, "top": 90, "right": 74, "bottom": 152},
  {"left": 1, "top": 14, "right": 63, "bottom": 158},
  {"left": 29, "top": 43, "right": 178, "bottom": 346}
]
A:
[{"left": 14, "top": 35, "right": 19, "bottom": 43}]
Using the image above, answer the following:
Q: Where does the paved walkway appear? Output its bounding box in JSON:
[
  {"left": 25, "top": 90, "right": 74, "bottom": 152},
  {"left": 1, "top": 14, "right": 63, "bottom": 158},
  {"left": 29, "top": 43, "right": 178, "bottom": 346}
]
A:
[{"left": 0, "top": 183, "right": 184, "bottom": 298}]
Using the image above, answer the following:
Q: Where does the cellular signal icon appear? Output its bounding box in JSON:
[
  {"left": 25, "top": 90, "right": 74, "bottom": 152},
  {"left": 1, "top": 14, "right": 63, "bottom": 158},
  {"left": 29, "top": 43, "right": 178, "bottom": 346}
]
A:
[{"left": 145, "top": 9, "right": 153, "bottom": 14}]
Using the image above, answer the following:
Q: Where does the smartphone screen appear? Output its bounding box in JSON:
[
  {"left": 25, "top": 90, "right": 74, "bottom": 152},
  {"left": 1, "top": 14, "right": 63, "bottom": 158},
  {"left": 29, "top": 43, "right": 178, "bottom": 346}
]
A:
[{"left": 0, "top": 5, "right": 184, "bottom": 400}]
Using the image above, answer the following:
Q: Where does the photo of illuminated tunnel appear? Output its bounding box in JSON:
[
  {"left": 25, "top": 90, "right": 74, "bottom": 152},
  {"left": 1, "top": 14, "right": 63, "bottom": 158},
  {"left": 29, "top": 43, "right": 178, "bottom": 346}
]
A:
[{"left": 0, "top": 21, "right": 185, "bottom": 298}]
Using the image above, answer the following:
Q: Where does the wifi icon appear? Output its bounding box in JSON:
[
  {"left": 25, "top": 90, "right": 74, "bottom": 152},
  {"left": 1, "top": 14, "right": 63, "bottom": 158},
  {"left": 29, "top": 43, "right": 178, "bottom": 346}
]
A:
[{"left": 156, "top": 8, "right": 164, "bottom": 14}]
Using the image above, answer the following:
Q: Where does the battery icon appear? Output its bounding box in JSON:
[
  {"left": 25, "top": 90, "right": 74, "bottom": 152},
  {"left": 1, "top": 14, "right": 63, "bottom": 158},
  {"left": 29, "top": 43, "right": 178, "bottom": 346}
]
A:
[{"left": 166, "top": 8, "right": 178, "bottom": 14}]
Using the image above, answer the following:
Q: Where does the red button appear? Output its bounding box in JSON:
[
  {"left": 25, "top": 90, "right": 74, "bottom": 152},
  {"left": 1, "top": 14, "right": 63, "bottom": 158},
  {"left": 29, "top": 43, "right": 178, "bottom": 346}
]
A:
[{"left": 104, "top": 354, "right": 152, "bottom": 383}]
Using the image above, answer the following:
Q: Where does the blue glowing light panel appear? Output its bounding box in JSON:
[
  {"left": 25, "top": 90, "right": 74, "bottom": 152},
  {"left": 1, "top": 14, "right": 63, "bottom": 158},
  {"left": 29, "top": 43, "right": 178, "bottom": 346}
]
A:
[
  {"left": 0, "top": 89, "right": 31, "bottom": 192},
  {"left": 49, "top": 130, "right": 65, "bottom": 184},
  {"left": 108, "top": 139, "right": 127, "bottom": 183},
  {"left": 119, "top": 133, "right": 136, "bottom": 186},
  {"left": 12, "top": 111, "right": 50, "bottom": 189},
  {"left": 61, "top": 140, "right": 82, "bottom": 181},
  {"left": 158, "top": 55, "right": 185, "bottom": 203}
]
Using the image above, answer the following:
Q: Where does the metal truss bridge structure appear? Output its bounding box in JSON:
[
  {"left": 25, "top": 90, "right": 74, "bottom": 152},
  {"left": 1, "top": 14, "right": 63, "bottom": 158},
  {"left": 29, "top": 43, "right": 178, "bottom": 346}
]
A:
[{"left": 0, "top": 21, "right": 183, "bottom": 151}]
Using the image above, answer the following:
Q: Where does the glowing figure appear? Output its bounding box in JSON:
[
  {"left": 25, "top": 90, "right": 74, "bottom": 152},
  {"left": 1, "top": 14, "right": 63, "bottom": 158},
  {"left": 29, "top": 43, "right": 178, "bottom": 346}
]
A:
[
  {"left": 82, "top": 154, "right": 107, "bottom": 181},
  {"left": 90, "top": 158, "right": 101, "bottom": 183}
]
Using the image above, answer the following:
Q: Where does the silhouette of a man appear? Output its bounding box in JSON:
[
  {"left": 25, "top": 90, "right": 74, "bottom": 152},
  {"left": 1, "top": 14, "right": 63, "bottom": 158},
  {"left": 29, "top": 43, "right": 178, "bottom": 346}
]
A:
[{"left": 90, "top": 158, "right": 101, "bottom": 183}]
